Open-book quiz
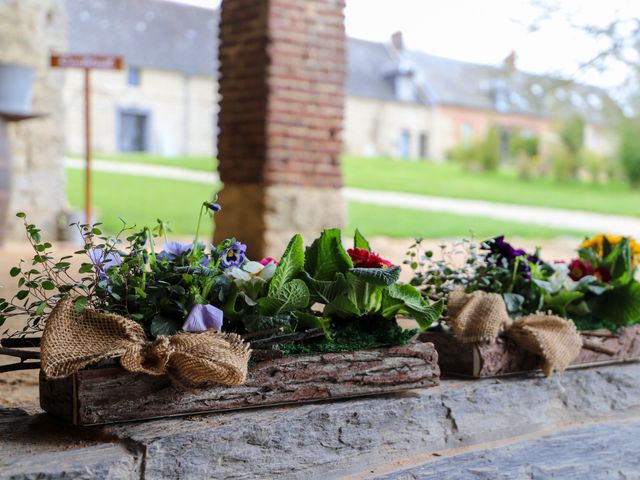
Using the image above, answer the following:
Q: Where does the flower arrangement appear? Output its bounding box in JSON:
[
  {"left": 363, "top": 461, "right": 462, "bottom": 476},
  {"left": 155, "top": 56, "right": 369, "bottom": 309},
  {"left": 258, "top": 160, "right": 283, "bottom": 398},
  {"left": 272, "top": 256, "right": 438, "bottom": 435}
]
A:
[
  {"left": 409, "top": 234, "right": 640, "bottom": 331},
  {"left": 0, "top": 201, "right": 443, "bottom": 357}
]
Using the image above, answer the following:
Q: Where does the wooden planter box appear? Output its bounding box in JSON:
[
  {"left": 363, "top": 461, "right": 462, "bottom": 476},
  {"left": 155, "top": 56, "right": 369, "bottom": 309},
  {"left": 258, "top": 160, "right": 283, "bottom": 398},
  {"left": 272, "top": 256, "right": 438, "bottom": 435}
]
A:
[
  {"left": 419, "top": 324, "right": 640, "bottom": 378},
  {"left": 40, "top": 341, "right": 439, "bottom": 425}
]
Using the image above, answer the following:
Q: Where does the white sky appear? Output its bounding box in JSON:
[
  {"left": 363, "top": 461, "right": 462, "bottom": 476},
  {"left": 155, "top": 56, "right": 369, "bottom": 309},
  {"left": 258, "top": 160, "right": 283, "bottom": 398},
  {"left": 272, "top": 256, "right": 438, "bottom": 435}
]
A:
[{"left": 165, "top": 0, "right": 637, "bottom": 88}]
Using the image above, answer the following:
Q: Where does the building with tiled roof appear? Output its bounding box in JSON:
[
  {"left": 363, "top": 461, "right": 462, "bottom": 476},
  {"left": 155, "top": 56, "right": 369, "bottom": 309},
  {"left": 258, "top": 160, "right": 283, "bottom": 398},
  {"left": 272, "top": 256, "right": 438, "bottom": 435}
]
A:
[{"left": 62, "top": 0, "right": 619, "bottom": 160}]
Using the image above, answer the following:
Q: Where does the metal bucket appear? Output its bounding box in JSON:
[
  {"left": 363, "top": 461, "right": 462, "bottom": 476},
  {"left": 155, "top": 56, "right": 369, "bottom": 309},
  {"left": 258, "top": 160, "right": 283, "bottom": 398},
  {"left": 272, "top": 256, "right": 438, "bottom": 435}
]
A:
[{"left": 0, "top": 64, "right": 35, "bottom": 116}]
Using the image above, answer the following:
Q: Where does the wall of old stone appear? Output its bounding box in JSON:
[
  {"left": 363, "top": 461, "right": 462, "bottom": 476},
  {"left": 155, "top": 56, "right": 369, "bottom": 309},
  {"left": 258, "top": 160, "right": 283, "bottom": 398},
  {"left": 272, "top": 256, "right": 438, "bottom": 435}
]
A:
[
  {"left": 0, "top": 0, "right": 67, "bottom": 241},
  {"left": 344, "top": 96, "right": 437, "bottom": 160},
  {"left": 63, "top": 68, "right": 217, "bottom": 157}
]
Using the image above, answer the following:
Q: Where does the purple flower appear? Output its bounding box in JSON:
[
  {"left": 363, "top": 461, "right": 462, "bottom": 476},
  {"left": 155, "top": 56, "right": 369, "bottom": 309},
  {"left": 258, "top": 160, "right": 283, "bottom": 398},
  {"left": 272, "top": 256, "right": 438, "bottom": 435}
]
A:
[
  {"left": 157, "top": 241, "right": 193, "bottom": 261},
  {"left": 487, "top": 236, "right": 525, "bottom": 260},
  {"left": 182, "top": 304, "right": 223, "bottom": 332},
  {"left": 88, "top": 248, "right": 121, "bottom": 280},
  {"left": 221, "top": 242, "right": 247, "bottom": 268},
  {"left": 206, "top": 202, "right": 222, "bottom": 212}
]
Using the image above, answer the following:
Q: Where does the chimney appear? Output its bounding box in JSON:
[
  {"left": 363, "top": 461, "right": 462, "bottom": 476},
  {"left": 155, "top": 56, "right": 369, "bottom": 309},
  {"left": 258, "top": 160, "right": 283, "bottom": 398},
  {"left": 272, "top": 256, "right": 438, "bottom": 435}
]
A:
[
  {"left": 503, "top": 50, "right": 517, "bottom": 70},
  {"left": 391, "top": 31, "right": 404, "bottom": 52}
]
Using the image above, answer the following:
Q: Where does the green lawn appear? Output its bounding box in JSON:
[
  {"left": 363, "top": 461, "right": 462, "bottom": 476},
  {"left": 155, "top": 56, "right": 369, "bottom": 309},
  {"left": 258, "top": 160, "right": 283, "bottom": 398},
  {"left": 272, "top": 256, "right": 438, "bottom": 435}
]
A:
[
  {"left": 343, "top": 156, "right": 640, "bottom": 218},
  {"left": 66, "top": 169, "right": 584, "bottom": 239},
  {"left": 77, "top": 153, "right": 640, "bottom": 218},
  {"left": 347, "top": 203, "right": 589, "bottom": 239},
  {"left": 66, "top": 170, "right": 219, "bottom": 236},
  {"left": 71, "top": 152, "right": 216, "bottom": 172}
]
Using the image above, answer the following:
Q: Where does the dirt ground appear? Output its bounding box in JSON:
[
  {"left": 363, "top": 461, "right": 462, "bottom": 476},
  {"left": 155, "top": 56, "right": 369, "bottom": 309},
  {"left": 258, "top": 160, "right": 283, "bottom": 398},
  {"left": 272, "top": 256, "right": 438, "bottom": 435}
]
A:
[{"left": 0, "top": 236, "right": 579, "bottom": 409}]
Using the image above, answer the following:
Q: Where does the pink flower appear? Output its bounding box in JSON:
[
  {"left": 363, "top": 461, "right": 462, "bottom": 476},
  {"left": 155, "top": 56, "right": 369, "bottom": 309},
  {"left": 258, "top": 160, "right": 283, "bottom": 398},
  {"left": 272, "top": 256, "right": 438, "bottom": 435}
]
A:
[{"left": 260, "top": 257, "right": 278, "bottom": 266}]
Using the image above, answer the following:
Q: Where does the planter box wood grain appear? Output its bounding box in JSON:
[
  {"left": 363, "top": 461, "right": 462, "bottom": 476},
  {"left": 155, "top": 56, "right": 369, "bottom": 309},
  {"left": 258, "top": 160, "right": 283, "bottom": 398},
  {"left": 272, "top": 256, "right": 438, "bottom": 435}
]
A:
[
  {"left": 419, "top": 324, "right": 640, "bottom": 378},
  {"left": 40, "top": 341, "right": 439, "bottom": 425}
]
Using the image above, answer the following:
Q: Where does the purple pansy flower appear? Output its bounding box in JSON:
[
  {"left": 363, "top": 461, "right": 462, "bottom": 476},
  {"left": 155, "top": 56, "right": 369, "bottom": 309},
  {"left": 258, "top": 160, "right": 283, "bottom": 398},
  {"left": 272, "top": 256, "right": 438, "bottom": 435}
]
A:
[
  {"left": 157, "top": 241, "right": 193, "bottom": 261},
  {"left": 182, "top": 304, "right": 224, "bottom": 333},
  {"left": 157, "top": 241, "right": 210, "bottom": 266},
  {"left": 88, "top": 248, "right": 121, "bottom": 281},
  {"left": 489, "top": 236, "right": 526, "bottom": 260},
  {"left": 221, "top": 241, "right": 247, "bottom": 268},
  {"left": 206, "top": 202, "right": 222, "bottom": 212}
]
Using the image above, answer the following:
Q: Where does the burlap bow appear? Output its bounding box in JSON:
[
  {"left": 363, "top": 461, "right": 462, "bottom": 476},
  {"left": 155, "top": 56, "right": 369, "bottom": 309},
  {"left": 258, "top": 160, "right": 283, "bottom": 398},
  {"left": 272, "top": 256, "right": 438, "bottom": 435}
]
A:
[
  {"left": 40, "top": 296, "right": 251, "bottom": 386},
  {"left": 447, "top": 288, "right": 583, "bottom": 376}
]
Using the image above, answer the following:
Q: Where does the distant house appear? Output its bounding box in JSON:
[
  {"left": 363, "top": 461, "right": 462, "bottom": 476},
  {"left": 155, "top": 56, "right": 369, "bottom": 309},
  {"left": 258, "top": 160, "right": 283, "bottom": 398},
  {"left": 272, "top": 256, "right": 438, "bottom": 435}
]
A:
[
  {"left": 63, "top": 0, "right": 218, "bottom": 157},
  {"left": 345, "top": 33, "right": 620, "bottom": 162},
  {"left": 63, "top": 1, "right": 619, "bottom": 161}
]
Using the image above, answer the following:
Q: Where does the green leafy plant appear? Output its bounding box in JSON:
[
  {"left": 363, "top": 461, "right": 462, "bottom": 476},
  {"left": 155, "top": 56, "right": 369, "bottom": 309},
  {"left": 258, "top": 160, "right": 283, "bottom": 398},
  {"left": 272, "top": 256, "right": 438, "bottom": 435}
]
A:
[
  {"left": 408, "top": 233, "right": 640, "bottom": 332},
  {"left": 1, "top": 205, "right": 439, "bottom": 356},
  {"left": 296, "top": 229, "right": 443, "bottom": 352}
]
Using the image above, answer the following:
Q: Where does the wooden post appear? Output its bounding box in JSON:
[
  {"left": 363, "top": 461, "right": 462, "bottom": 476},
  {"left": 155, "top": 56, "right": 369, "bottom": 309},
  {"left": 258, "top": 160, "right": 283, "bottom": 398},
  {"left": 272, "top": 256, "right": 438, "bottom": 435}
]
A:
[
  {"left": 83, "top": 67, "right": 92, "bottom": 225},
  {"left": 50, "top": 54, "right": 123, "bottom": 227}
]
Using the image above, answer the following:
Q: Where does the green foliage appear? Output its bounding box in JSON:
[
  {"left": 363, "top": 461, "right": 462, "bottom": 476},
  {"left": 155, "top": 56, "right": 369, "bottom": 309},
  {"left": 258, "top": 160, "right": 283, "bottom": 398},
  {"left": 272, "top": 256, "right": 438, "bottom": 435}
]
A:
[
  {"left": 354, "top": 228, "right": 371, "bottom": 250},
  {"left": 448, "top": 126, "right": 500, "bottom": 172},
  {"left": 304, "top": 228, "right": 353, "bottom": 281},
  {"left": 242, "top": 314, "right": 296, "bottom": 334},
  {"left": 480, "top": 126, "right": 501, "bottom": 171},
  {"left": 618, "top": 119, "right": 640, "bottom": 188},
  {"left": 268, "top": 234, "right": 304, "bottom": 294},
  {"left": 281, "top": 317, "right": 417, "bottom": 356},
  {"left": 348, "top": 266, "right": 400, "bottom": 286},
  {"left": 560, "top": 115, "right": 585, "bottom": 155},
  {"left": 509, "top": 132, "right": 539, "bottom": 157},
  {"left": 410, "top": 234, "right": 640, "bottom": 332},
  {"left": 301, "top": 229, "right": 441, "bottom": 331},
  {"left": 257, "top": 279, "right": 310, "bottom": 316},
  {"left": 382, "top": 283, "right": 444, "bottom": 330}
]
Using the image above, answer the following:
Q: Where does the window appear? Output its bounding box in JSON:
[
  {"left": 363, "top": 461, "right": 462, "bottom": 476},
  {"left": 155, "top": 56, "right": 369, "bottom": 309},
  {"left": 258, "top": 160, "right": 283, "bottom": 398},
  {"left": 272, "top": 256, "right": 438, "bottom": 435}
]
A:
[
  {"left": 418, "top": 132, "right": 429, "bottom": 159},
  {"left": 395, "top": 76, "right": 415, "bottom": 102},
  {"left": 460, "top": 123, "right": 473, "bottom": 145},
  {"left": 118, "top": 109, "right": 149, "bottom": 152},
  {"left": 127, "top": 66, "right": 141, "bottom": 86},
  {"left": 398, "top": 129, "right": 411, "bottom": 159}
]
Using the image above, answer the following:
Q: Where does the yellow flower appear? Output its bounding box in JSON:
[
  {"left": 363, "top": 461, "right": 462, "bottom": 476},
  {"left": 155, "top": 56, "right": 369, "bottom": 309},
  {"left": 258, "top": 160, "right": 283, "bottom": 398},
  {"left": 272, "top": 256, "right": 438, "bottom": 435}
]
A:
[{"left": 581, "top": 234, "right": 640, "bottom": 266}]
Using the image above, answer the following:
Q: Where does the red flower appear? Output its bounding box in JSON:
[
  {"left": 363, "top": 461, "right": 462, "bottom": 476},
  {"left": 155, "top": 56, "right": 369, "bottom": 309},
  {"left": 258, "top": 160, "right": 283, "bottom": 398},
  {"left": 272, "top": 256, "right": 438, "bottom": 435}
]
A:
[
  {"left": 347, "top": 248, "right": 394, "bottom": 269},
  {"left": 568, "top": 259, "right": 592, "bottom": 281},
  {"left": 594, "top": 267, "right": 611, "bottom": 282},
  {"left": 568, "top": 259, "right": 611, "bottom": 282}
]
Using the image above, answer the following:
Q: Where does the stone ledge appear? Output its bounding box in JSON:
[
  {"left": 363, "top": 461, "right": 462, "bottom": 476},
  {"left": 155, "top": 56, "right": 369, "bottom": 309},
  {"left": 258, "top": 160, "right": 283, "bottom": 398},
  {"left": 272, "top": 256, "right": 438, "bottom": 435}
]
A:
[
  {"left": 371, "top": 419, "right": 640, "bottom": 479},
  {"left": 1, "top": 362, "right": 640, "bottom": 479}
]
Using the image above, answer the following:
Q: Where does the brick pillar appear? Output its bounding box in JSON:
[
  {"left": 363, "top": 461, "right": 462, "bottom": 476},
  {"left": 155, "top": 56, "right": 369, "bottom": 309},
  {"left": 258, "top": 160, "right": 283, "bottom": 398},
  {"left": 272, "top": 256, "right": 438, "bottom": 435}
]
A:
[{"left": 215, "top": 0, "right": 347, "bottom": 257}]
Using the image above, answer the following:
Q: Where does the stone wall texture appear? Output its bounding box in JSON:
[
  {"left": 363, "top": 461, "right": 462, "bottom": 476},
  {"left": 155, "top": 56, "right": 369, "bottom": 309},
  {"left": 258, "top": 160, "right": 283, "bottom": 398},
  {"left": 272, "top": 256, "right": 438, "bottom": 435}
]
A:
[
  {"left": 215, "top": 0, "right": 347, "bottom": 257},
  {"left": 2, "top": 363, "right": 640, "bottom": 479},
  {"left": 0, "top": 0, "right": 67, "bottom": 241},
  {"left": 63, "top": 68, "right": 217, "bottom": 157}
]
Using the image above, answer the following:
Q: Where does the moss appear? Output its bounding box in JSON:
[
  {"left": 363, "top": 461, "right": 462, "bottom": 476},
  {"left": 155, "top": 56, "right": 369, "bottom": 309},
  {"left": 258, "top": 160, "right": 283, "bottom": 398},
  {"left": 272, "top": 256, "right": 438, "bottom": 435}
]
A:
[{"left": 281, "top": 316, "right": 417, "bottom": 356}]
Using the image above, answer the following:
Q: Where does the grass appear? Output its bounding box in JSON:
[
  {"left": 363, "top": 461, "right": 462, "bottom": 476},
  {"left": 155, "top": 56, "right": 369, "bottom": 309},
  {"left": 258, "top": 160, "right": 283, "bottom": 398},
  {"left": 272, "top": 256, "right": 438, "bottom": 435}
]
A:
[
  {"left": 70, "top": 152, "right": 216, "bottom": 172},
  {"left": 76, "top": 153, "right": 640, "bottom": 218},
  {"left": 66, "top": 170, "right": 219, "bottom": 236},
  {"left": 342, "top": 156, "right": 640, "bottom": 218},
  {"left": 347, "top": 202, "right": 589, "bottom": 239},
  {"left": 66, "top": 169, "right": 584, "bottom": 239}
]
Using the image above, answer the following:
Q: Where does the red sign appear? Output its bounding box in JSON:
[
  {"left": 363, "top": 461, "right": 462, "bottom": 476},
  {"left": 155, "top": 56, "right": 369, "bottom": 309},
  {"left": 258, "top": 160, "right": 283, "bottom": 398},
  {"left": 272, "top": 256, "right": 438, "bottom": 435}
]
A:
[{"left": 50, "top": 54, "right": 123, "bottom": 70}]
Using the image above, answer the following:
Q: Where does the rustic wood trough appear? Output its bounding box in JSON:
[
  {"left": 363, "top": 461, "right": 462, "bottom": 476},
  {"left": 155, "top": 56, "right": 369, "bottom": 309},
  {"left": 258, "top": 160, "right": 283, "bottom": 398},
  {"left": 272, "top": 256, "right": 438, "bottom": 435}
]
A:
[
  {"left": 419, "top": 324, "right": 640, "bottom": 378},
  {"left": 39, "top": 341, "right": 439, "bottom": 426}
]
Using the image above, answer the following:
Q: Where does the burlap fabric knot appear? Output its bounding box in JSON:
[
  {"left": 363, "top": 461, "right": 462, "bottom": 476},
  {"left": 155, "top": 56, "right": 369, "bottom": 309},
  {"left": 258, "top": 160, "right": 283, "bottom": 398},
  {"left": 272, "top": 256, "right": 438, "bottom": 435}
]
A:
[
  {"left": 447, "top": 288, "right": 583, "bottom": 376},
  {"left": 40, "top": 296, "right": 251, "bottom": 387}
]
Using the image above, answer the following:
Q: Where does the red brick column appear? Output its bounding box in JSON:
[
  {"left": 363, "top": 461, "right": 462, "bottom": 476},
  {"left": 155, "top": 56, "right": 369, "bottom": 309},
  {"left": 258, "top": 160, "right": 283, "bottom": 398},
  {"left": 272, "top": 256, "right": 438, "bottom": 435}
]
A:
[{"left": 214, "top": 0, "right": 347, "bottom": 257}]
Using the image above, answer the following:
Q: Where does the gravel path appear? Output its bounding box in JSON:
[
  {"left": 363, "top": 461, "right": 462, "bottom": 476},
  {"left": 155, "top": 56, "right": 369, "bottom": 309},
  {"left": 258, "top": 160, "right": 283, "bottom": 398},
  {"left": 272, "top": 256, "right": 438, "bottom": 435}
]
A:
[{"left": 65, "top": 157, "right": 640, "bottom": 236}]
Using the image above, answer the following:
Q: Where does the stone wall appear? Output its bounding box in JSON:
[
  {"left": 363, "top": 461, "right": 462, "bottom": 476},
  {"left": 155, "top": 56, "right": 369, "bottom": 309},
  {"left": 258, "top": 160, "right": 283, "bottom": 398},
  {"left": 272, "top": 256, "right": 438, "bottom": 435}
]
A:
[
  {"left": 0, "top": 0, "right": 67, "bottom": 241},
  {"left": 63, "top": 69, "right": 217, "bottom": 157},
  {"left": 2, "top": 363, "right": 640, "bottom": 478}
]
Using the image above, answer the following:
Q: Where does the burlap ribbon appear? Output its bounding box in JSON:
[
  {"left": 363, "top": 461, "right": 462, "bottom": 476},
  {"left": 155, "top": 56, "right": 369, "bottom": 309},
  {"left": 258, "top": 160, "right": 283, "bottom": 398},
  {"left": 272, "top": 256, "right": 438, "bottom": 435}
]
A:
[
  {"left": 447, "top": 288, "right": 583, "bottom": 376},
  {"left": 40, "top": 296, "right": 251, "bottom": 386}
]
